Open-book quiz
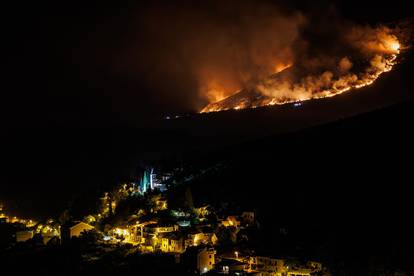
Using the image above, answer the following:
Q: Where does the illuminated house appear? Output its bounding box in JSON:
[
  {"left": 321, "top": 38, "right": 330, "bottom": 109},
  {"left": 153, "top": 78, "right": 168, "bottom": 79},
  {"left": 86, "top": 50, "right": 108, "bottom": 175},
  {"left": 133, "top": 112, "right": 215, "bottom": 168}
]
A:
[
  {"left": 161, "top": 233, "right": 185, "bottom": 253},
  {"left": 285, "top": 261, "right": 322, "bottom": 276},
  {"left": 129, "top": 221, "right": 157, "bottom": 244},
  {"left": 111, "top": 227, "right": 131, "bottom": 242},
  {"left": 221, "top": 216, "right": 241, "bottom": 228},
  {"left": 194, "top": 206, "right": 210, "bottom": 218},
  {"left": 129, "top": 221, "right": 178, "bottom": 249},
  {"left": 16, "top": 230, "right": 34, "bottom": 242},
  {"left": 187, "top": 231, "right": 218, "bottom": 247},
  {"left": 247, "top": 256, "right": 286, "bottom": 275},
  {"left": 155, "top": 198, "right": 168, "bottom": 211},
  {"left": 216, "top": 258, "right": 246, "bottom": 275},
  {"left": 246, "top": 257, "right": 320, "bottom": 276},
  {"left": 181, "top": 247, "right": 217, "bottom": 274},
  {"left": 61, "top": 221, "right": 94, "bottom": 241},
  {"left": 69, "top": 222, "right": 94, "bottom": 238},
  {"left": 144, "top": 223, "right": 179, "bottom": 234},
  {"left": 148, "top": 194, "right": 168, "bottom": 212},
  {"left": 197, "top": 247, "right": 216, "bottom": 274}
]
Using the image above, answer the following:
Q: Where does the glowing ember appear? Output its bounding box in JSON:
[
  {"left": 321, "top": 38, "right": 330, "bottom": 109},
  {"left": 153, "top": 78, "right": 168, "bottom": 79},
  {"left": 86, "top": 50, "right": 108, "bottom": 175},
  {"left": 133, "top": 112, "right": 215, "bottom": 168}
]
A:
[{"left": 201, "top": 26, "right": 404, "bottom": 113}]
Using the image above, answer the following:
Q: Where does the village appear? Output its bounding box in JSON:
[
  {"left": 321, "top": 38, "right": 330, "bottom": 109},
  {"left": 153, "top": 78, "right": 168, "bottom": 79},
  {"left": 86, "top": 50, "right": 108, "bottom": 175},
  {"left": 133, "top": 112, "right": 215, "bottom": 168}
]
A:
[{"left": 1, "top": 168, "right": 327, "bottom": 276}]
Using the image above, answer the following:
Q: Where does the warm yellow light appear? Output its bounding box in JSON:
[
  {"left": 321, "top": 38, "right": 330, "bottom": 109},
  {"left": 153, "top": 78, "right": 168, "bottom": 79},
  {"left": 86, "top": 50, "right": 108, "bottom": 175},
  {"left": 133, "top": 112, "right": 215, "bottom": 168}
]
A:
[
  {"left": 114, "top": 228, "right": 129, "bottom": 237},
  {"left": 194, "top": 235, "right": 200, "bottom": 246},
  {"left": 389, "top": 41, "right": 400, "bottom": 52}
]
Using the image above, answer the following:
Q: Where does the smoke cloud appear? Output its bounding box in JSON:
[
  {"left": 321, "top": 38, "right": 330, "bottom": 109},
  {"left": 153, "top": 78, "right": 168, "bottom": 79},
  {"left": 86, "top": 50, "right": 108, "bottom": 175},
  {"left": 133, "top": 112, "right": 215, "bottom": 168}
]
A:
[
  {"left": 115, "top": 0, "right": 305, "bottom": 110},
  {"left": 110, "top": 0, "right": 408, "bottom": 113},
  {"left": 253, "top": 24, "right": 403, "bottom": 104}
]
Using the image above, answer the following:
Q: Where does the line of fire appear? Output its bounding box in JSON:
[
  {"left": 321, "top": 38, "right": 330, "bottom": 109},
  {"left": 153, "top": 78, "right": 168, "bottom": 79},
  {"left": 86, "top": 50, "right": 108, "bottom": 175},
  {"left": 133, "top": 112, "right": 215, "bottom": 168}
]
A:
[{"left": 201, "top": 25, "right": 405, "bottom": 113}]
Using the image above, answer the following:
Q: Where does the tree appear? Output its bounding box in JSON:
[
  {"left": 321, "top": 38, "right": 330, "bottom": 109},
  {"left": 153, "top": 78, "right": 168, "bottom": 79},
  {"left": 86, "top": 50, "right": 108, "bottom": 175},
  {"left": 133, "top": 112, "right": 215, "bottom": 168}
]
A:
[
  {"left": 59, "top": 209, "right": 71, "bottom": 225},
  {"left": 184, "top": 186, "right": 194, "bottom": 209}
]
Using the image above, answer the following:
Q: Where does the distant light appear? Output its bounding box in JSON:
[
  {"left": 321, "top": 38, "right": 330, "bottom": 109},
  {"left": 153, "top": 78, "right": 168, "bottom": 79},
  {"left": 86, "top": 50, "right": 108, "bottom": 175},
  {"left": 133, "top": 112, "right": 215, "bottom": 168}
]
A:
[
  {"left": 293, "top": 102, "right": 303, "bottom": 107},
  {"left": 103, "top": 236, "right": 111, "bottom": 241},
  {"left": 177, "top": 220, "right": 191, "bottom": 227},
  {"left": 165, "top": 116, "right": 171, "bottom": 120}
]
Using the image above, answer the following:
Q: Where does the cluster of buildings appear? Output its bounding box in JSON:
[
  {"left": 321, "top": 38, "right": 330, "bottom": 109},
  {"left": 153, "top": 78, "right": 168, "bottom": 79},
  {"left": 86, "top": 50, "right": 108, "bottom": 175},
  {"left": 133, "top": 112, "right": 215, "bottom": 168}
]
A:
[
  {"left": 62, "top": 197, "right": 324, "bottom": 276},
  {"left": 14, "top": 219, "right": 61, "bottom": 245},
  {"left": 215, "top": 256, "right": 323, "bottom": 276},
  {"left": 106, "top": 203, "right": 220, "bottom": 254},
  {"left": 2, "top": 167, "right": 326, "bottom": 275},
  {"left": 0, "top": 203, "right": 71, "bottom": 245},
  {"left": 0, "top": 203, "right": 37, "bottom": 227}
]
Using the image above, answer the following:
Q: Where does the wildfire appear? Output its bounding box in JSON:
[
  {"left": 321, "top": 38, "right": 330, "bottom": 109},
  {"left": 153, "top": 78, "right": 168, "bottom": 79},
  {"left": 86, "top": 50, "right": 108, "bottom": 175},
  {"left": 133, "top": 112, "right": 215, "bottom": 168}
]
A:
[
  {"left": 273, "top": 63, "right": 293, "bottom": 74},
  {"left": 200, "top": 26, "right": 404, "bottom": 113},
  {"left": 389, "top": 41, "right": 401, "bottom": 52}
]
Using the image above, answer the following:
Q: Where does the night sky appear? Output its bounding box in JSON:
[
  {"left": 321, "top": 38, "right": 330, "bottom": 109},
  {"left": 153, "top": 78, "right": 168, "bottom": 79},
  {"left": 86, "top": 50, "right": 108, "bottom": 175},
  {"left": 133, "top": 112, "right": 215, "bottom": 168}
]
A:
[{"left": 1, "top": 0, "right": 413, "bottom": 218}]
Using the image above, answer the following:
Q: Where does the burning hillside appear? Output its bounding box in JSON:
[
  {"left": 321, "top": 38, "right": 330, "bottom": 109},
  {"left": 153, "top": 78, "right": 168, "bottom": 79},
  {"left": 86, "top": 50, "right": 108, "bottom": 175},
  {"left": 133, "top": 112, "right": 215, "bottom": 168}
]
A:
[
  {"left": 105, "top": 1, "right": 411, "bottom": 116},
  {"left": 201, "top": 25, "right": 405, "bottom": 113}
]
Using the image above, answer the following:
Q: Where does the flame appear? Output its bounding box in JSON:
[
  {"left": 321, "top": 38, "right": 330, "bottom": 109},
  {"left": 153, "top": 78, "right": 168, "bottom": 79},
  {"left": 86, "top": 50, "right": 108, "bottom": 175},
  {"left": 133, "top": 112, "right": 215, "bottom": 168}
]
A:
[
  {"left": 206, "top": 86, "right": 231, "bottom": 103},
  {"left": 201, "top": 79, "right": 242, "bottom": 103},
  {"left": 200, "top": 26, "right": 404, "bottom": 114},
  {"left": 388, "top": 41, "right": 400, "bottom": 52},
  {"left": 273, "top": 62, "right": 293, "bottom": 74}
]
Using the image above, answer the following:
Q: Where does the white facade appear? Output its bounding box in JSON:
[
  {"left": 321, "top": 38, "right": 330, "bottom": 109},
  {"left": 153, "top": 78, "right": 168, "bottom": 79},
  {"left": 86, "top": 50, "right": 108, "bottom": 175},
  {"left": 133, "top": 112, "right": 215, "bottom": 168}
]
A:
[
  {"left": 70, "top": 222, "right": 94, "bottom": 238},
  {"left": 16, "top": 230, "right": 34, "bottom": 242}
]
